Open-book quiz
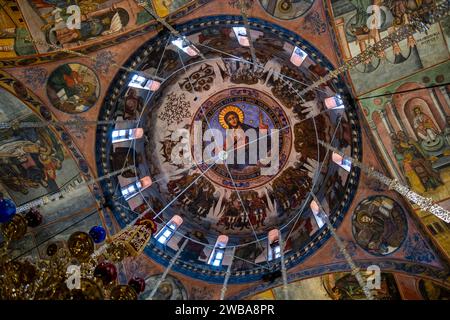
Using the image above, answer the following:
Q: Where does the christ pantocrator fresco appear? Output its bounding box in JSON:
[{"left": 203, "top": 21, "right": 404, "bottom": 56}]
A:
[
  {"left": 217, "top": 105, "right": 270, "bottom": 171},
  {"left": 140, "top": 54, "right": 341, "bottom": 238}
]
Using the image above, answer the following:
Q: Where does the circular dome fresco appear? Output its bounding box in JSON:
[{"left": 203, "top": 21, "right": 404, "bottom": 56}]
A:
[
  {"left": 352, "top": 196, "right": 407, "bottom": 256},
  {"left": 97, "top": 16, "right": 362, "bottom": 283}
]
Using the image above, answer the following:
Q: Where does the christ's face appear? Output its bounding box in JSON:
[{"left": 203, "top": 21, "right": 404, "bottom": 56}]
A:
[
  {"left": 225, "top": 113, "right": 239, "bottom": 128},
  {"left": 414, "top": 108, "right": 421, "bottom": 115}
]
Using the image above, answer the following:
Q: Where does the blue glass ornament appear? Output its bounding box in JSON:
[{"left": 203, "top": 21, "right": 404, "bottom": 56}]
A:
[
  {"left": 89, "top": 225, "right": 106, "bottom": 243},
  {"left": 0, "top": 198, "right": 16, "bottom": 223}
]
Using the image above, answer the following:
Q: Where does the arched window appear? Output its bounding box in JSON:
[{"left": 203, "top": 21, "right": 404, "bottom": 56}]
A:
[
  {"left": 208, "top": 235, "right": 228, "bottom": 267},
  {"left": 324, "top": 94, "right": 345, "bottom": 109},
  {"left": 121, "top": 176, "right": 152, "bottom": 200},
  {"left": 310, "top": 200, "right": 325, "bottom": 228},
  {"left": 267, "top": 229, "right": 281, "bottom": 261},
  {"left": 233, "top": 27, "right": 250, "bottom": 47},
  {"left": 332, "top": 152, "right": 351, "bottom": 172},
  {"left": 172, "top": 37, "right": 199, "bottom": 56},
  {"left": 290, "top": 46, "right": 307, "bottom": 67},
  {"left": 128, "top": 74, "right": 160, "bottom": 91},
  {"left": 112, "top": 128, "right": 144, "bottom": 143},
  {"left": 155, "top": 215, "right": 183, "bottom": 245}
]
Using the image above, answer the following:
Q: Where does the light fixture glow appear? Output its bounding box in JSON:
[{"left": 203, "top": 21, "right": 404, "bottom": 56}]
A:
[
  {"left": 128, "top": 74, "right": 161, "bottom": 91},
  {"left": 154, "top": 216, "right": 183, "bottom": 245},
  {"left": 232, "top": 27, "right": 250, "bottom": 47},
  {"left": 325, "top": 94, "right": 345, "bottom": 109},
  {"left": 111, "top": 128, "right": 144, "bottom": 143},
  {"left": 172, "top": 38, "right": 199, "bottom": 56},
  {"left": 290, "top": 46, "right": 308, "bottom": 66}
]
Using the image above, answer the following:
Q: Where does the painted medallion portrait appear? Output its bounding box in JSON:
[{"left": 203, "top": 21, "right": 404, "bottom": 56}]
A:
[
  {"left": 140, "top": 274, "right": 188, "bottom": 300},
  {"left": 47, "top": 63, "right": 100, "bottom": 114},
  {"left": 352, "top": 196, "right": 407, "bottom": 256}
]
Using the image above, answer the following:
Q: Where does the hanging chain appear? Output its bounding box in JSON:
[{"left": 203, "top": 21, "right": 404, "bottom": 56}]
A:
[
  {"left": 312, "top": 195, "right": 374, "bottom": 300},
  {"left": 16, "top": 165, "right": 135, "bottom": 214},
  {"left": 319, "top": 140, "right": 450, "bottom": 223},
  {"left": 239, "top": 0, "right": 258, "bottom": 64},
  {"left": 0, "top": 119, "right": 139, "bottom": 129},
  {"left": 299, "top": 0, "right": 450, "bottom": 95},
  {"left": 136, "top": 0, "right": 207, "bottom": 60}
]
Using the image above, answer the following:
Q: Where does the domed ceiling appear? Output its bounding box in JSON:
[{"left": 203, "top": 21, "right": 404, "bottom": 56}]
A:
[
  {"left": 0, "top": 0, "right": 449, "bottom": 301},
  {"left": 98, "top": 16, "right": 361, "bottom": 281}
]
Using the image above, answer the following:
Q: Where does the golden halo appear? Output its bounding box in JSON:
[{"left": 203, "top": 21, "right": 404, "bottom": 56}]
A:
[
  {"left": 218, "top": 105, "right": 244, "bottom": 129},
  {"left": 356, "top": 210, "right": 372, "bottom": 225}
]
